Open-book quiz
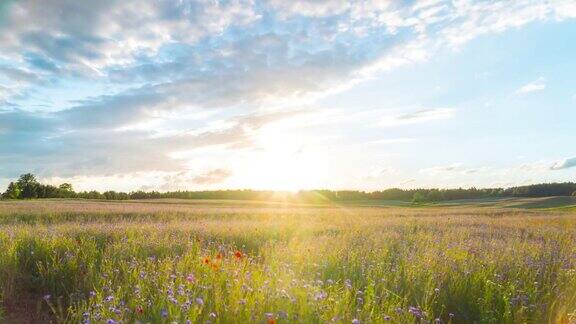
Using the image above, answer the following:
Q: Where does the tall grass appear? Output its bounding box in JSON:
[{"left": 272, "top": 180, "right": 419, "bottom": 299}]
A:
[{"left": 0, "top": 200, "right": 575, "bottom": 323}]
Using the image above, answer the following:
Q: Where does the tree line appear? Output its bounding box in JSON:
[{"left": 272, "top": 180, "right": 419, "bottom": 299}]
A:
[{"left": 2, "top": 173, "right": 576, "bottom": 203}]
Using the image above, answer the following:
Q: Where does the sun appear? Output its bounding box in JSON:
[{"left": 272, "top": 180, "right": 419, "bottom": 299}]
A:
[{"left": 240, "top": 126, "right": 325, "bottom": 191}]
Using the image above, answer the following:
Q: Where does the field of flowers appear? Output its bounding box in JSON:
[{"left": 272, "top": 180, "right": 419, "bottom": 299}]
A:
[{"left": 0, "top": 199, "right": 575, "bottom": 323}]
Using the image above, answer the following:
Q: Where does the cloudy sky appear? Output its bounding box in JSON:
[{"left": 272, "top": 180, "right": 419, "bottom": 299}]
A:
[{"left": 1, "top": 0, "right": 576, "bottom": 192}]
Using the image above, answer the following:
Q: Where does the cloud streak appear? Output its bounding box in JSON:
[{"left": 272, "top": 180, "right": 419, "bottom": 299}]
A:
[
  {"left": 379, "top": 108, "right": 455, "bottom": 126},
  {"left": 550, "top": 157, "right": 576, "bottom": 170},
  {"left": 515, "top": 78, "right": 546, "bottom": 95}
]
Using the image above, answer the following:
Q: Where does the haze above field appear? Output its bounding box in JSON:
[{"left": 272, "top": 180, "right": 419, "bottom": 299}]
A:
[{"left": 1, "top": 0, "right": 576, "bottom": 192}]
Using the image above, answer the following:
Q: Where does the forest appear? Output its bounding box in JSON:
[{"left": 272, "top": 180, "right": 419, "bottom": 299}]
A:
[{"left": 3, "top": 173, "right": 576, "bottom": 203}]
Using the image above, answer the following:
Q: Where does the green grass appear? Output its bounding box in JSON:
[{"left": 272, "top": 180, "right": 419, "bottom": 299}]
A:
[{"left": 0, "top": 199, "right": 575, "bottom": 323}]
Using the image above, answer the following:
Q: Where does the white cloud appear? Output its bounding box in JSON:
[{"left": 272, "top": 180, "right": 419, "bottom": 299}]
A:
[
  {"left": 515, "top": 78, "right": 546, "bottom": 95},
  {"left": 379, "top": 108, "right": 454, "bottom": 126},
  {"left": 550, "top": 157, "right": 576, "bottom": 170},
  {"left": 0, "top": 0, "right": 259, "bottom": 71},
  {"left": 421, "top": 163, "right": 488, "bottom": 176},
  {"left": 552, "top": 0, "right": 576, "bottom": 19},
  {"left": 266, "top": 0, "right": 351, "bottom": 18}
]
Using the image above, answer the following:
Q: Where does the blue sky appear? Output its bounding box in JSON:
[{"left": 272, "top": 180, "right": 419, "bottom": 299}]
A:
[{"left": 0, "top": 0, "right": 575, "bottom": 191}]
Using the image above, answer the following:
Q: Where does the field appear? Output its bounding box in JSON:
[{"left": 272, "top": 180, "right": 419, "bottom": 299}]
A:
[{"left": 1, "top": 199, "right": 576, "bottom": 323}]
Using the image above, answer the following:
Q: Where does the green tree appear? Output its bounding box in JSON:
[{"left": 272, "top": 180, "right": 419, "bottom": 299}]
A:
[
  {"left": 58, "top": 183, "right": 74, "bottom": 198},
  {"left": 17, "top": 173, "right": 39, "bottom": 199},
  {"left": 2, "top": 182, "right": 21, "bottom": 199},
  {"left": 59, "top": 183, "right": 73, "bottom": 192},
  {"left": 412, "top": 192, "right": 427, "bottom": 204},
  {"left": 426, "top": 189, "right": 444, "bottom": 202}
]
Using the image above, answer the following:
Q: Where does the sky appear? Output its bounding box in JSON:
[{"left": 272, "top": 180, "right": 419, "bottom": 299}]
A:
[{"left": 0, "top": 0, "right": 576, "bottom": 192}]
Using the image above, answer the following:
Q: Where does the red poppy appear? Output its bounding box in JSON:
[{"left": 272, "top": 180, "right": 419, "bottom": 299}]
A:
[
  {"left": 203, "top": 257, "right": 211, "bottom": 265},
  {"left": 234, "top": 251, "right": 243, "bottom": 259},
  {"left": 216, "top": 252, "right": 223, "bottom": 260},
  {"left": 136, "top": 305, "right": 144, "bottom": 314},
  {"left": 268, "top": 319, "right": 276, "bottom": 324}
]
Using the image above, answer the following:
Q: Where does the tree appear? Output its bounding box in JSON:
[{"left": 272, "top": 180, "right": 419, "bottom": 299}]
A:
[
  {"left": 17, "top": 173, "right": 39, "bottom": 199},
  {"left": 2, "top": 182, "right": 21, "bottom": 199},
  {"left": 59, "top": 183, "right": 73, "bottom": 192},
  {"left": 426, "top": 189, "right": 443, "bottom": 202},
  {"left": 17, "top": 173, "right": 37, "bottom": 186},
  {"left": 58, "top": 183, "right": 74, "bottom": 198},
  {"left": 412, "top": 192, "right": 427, "bottom": 204}
]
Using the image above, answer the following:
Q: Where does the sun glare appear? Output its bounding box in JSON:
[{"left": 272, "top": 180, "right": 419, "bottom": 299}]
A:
[{"left": 243, "top": 127, "right": 324, "bottom": 191}]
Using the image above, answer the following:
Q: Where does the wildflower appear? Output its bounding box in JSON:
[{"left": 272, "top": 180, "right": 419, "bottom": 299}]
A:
[
  {"left": 408, "top": 306, "right": 423, "bottom": 319},
  {"left": 344, "top": 279, "right": 352, "bottom": 289},
  {"left": 136, "top": 306, "right": 143, "bottom": 315},
  {"left": 384, "top": 316, "right": 391, "bottom": 321},
  {"left": 352, "top": 319, "right": 361, "bottom": 324},
  {"left": 186, "top": 274, "right": 196, "bottom": 283},
  {"left": 160, "top": 309, "right": 168, "bottom": 318},
  {"left": 43, "top": 294, "right": 51, "bottom": 301},
  {"left": 82, "top": 312, "right": 90, "bottom": 318},
  {"left": 449, "top": 313, "right": 455, "bottom": 318},
  {"left": 107, "top": 320, "right": 116, "bottom": 324},
  {"left": 89, "top": 291, "right": 96, "bottom": 297},
  {"left": 216, "top": 252, "right": 223, "bottom": 260},
  {"left": 209, "top": 312, "right": 217, "bottom": 318},
  {"left": 104, "top": 295, "right": 114, "bottom": 302},
  {"left": 434, "top": 288, "right": 440, "bottom": 294},
  {"left": 203, "top": 257, "right": 211, "bottom": 265},
  {"left": 234, "top": 251, "right": 243, "bottom": 259},
  {"left": 195, "top": 297, "right": 204, "bottom": 306},
  {"left": 314, "top": 291, "right": 328, "bottom": 301}
]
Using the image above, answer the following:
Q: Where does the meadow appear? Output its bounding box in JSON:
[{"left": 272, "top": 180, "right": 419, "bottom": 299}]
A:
[{"left": 0, "top": 199, "right": 575, "bottom": 323}]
